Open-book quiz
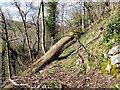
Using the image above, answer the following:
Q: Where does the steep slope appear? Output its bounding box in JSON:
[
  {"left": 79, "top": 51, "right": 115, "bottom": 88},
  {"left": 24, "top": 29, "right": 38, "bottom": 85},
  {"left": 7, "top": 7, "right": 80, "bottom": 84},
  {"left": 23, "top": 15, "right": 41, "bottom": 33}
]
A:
[
  {"left": 3, "top": 6, "right": 119, "bottom": 89},
  {"left": 33, "top": 7, "right": 119, "bottom": 88}
]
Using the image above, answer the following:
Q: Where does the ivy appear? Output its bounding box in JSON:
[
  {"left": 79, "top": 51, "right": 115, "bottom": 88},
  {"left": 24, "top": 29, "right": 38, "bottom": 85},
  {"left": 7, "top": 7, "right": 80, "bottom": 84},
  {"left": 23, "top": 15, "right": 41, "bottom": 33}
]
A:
[
  {"left": 103, "top": 18, "right": 120, "bottom": 43},
  {"left": 46, "top": 1, "right": 58, "bottom": 42}
]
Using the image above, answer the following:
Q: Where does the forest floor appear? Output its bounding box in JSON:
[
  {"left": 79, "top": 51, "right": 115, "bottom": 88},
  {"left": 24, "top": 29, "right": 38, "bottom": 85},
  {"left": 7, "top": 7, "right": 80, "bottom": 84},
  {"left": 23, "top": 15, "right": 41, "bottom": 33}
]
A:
[
  {"left": 6, "top": 7, "right": 119, "bottom": 89},
  {"left": 12, "top": 62, "right": 117, "bottom": 89}
]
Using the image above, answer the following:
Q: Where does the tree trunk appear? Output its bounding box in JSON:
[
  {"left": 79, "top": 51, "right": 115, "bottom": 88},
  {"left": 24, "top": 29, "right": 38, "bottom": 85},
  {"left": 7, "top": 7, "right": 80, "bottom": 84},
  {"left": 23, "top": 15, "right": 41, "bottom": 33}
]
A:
[
  {"left": 0, "top": 8, "right": 12, "bottom": 78},
  {"left": 2, "top": 32, "right": 76, "bottom": 90},
  {"left": 36, "top": 2, "right": 41, "bottom": 54},
  {"left": 41, "top": 0, "right": 46, "bottom": 54},
  {"left": 14, "top": 1, "right": 33, "bottom": 61}
]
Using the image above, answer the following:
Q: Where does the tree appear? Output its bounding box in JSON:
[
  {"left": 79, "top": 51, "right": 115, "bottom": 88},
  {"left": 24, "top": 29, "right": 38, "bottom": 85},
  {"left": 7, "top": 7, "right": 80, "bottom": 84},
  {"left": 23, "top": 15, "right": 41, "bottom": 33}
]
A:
[
  {"left": 46, "top": 1, "right": 58, "bottom": 45},
  {"left": 14, "top": 0, "right": 33, "bottom": 61},
  {"left": 2, "top": 32, "right": 76, "bottom": 90},
  {"left": 0, "top": 8, "right": 12, "bottom": 79},
  {"left": 59, "top": 2, "right": 68, "bottom": 36},
  {"left": 41, "top": 0, "right": 46, "bottom": 54},
  {"left": 35, "top": 2, "right": 41, "bottom": 54},
  {"left": 34, "top": 0, "right": 46, "bottom": 54}
]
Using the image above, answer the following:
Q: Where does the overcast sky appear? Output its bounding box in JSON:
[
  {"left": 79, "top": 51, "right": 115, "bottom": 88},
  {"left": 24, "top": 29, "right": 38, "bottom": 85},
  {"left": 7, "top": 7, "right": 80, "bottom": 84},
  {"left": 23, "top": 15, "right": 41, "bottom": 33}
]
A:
[
  {"left": 0, "top": 0, "right": 41, "bottom": 21},
  {"left": 0, "top": 0, "right": 76, "bottom": 21},
  {"left": 0, "top": 0, "right": 119, "bottom": 21}
]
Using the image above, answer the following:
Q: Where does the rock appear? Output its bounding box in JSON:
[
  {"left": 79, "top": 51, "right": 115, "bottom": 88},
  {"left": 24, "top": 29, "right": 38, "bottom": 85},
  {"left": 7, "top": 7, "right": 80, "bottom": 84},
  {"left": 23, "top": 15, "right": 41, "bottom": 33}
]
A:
[
  {"left": 103, "top": 53, "right": 109, "bottom": 58},
  {"left": 116, "top": 64, "right": 120, "bottom": 68},
  {"left": 108, "top": 45, "right": 120, "bottom": 55},
  {"left": 109, "top": 53, "right": 120, "bottom": 65},
  {"left": 105, "top": 63, "right": 111, "bottom": 72},
  {"left": 108, "top": 45, "right": 120, "bottom": 67}
]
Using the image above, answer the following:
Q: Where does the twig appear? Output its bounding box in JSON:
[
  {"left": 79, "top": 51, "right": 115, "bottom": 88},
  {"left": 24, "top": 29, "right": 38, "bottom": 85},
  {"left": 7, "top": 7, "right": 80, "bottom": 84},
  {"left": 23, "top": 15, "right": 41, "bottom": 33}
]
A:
[
  {"left": 8, "top": 78, "right": 39, "bottom": 88},
  {"left": 85, "top": 28, "right": 103, "bottom": 45},
  {"left": 109, "top": 74, "right": 116, "bottom": 81}
]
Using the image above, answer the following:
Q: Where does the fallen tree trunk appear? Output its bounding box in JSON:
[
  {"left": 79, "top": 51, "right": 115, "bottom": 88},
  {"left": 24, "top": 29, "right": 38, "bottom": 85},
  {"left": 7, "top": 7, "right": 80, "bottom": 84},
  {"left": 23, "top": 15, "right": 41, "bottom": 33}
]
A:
[{"left": 2, "top": 32, "right": 76, "bottom": 90}]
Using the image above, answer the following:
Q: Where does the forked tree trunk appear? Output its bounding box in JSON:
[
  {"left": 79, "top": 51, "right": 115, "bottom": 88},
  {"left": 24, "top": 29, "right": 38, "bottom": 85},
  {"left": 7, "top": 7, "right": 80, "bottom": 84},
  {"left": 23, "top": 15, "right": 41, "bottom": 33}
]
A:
[{"left": 2, "top": 32, "right": 76, "bottom": 90}]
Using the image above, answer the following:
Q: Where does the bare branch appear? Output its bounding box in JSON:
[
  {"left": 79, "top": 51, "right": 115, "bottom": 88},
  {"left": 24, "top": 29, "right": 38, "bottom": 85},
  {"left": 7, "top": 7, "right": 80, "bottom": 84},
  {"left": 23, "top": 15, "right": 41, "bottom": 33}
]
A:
[{"left": 14, "top": 0, "right": 33, "bottom": 61}]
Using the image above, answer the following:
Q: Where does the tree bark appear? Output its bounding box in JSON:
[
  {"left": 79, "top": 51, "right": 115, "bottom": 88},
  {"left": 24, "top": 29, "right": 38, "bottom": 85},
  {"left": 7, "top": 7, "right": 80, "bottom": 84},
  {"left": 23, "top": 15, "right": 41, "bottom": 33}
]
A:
[
  {"left": 2, "top": 32, "right": 76, "bottom": 90},
  {"left": 41, "top": 0, "right": 46, "bottom": 54},
  {"left": 36, "top": 2, "right": 41, "bottom": 54},
  {"left": 0, "top": 8, "right": 12, "bottom": 78}
]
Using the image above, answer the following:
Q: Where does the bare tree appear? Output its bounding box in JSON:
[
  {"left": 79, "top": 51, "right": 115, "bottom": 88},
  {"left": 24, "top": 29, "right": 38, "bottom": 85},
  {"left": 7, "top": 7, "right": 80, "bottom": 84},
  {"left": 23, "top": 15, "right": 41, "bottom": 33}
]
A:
[
  {"left": 59, "top": 2, "right": 68, "bottom": 36},
  {"left": 14, "top": 0, "right": 33, "bottom": 61},
  {"left": 0, "top": 8, "right": 12, "bottom": 78}
]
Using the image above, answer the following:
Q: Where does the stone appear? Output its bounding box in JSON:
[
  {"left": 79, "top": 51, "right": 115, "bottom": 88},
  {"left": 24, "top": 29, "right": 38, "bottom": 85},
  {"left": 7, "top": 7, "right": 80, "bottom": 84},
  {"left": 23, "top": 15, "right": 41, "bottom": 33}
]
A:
[
  {"left": 108, "top": 45, "right": 120, "bottom": 67},
  {"left": 108, "top": 45, "right": 120, "bottom": 55},
  {"left": 105, "top": 63, "right": 111, "bottom": 72},
  {"left": 110, "top": 53, "right": 120, "bottom": 65}
]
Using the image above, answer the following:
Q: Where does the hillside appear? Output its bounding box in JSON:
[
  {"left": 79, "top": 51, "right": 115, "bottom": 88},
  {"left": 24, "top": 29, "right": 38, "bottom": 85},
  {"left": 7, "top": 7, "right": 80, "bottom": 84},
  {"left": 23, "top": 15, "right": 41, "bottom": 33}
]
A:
[
  {"left": 1, "top": 2, "right": 120, "bottom": 90},
  {"left": 3, "top": 5, "right": 119, "bottom": 89},
  {"left": 29, "top": 6, "right": 119, "bottom": 88}
]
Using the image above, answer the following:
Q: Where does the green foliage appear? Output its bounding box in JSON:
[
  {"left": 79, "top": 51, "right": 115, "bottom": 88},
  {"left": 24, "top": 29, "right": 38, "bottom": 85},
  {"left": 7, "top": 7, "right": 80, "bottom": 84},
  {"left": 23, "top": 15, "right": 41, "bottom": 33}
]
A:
[
  {"left": 61, "top": 54, "right": 77, "bottom": 71},
  {"left": 60, "top": 46, "right": 73, "bottom": 56},
  {"left": 101, "top": 61, "right": 109, "bottom": 74},
  {"left": 88, "top": 61, "right": 96, "bottom": 67},
  {"left": 110, "top": 65, "right": 119, "bottom": 76},
  {"left": 101, "top": 12, "right": 120, "bottom": 78},
  {"left": 103, "top": 18, "right": 120, "bottom": 43},
  {"left": 113, "top": 84, "right": 120, "bottom": 90},
  {"left": 97, "top": 53, "right": 106, "bottom": 69},
  {"left": 101, "top": 60, "right": 120, "bottom": 77},
  {"left": 46, "top": 1, "right": 58, "bottom": 41}
]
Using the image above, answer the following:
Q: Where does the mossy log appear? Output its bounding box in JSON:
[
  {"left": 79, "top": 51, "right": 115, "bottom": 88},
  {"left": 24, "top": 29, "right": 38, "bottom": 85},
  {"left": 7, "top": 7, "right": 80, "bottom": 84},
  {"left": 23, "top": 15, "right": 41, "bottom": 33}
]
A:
[{"left": 2, "top": 32, "right": 76, "bottom": 90}]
